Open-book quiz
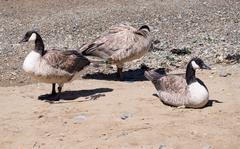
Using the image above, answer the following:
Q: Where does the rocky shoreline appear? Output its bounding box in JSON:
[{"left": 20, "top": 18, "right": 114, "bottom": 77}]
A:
[{"left": 0, "top": 0, "right": 239, "bottom": 86}]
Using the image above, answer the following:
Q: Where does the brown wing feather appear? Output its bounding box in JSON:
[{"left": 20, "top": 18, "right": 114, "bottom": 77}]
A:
[
  {"left": 80, "top": 24, "right": 152, "bottom": 63},
  {"left": 158, "top": 76, "right": 188, "bottom": 94},
  {"left": 43, "top": 49, "right": 90, "bottom": 74}
]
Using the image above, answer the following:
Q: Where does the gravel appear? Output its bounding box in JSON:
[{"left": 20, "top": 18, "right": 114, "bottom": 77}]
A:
[
  {"left": 73, "top": 115, "right": 87, "bottom": 124},
  {"left": 219, "top": 71, "right": 231, "bottom": 77},
  {"left": 0, "top": 0, "right": 239, "bottom": 86}
]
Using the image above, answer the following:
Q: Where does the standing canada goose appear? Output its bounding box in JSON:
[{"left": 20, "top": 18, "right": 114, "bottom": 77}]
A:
[
  {"left": 19, "top": 31, "right": 90, "bottom": 100},
  {"left": 144, "top": 58, "right": 211, "bottom": 108},
  {"left": 79, "top": 23, "right": 152, "bottom": 80}
]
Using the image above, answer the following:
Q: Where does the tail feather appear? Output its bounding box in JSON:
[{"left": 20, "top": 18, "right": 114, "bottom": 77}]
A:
[
  {"left": 87, "top": 58, "right": 108, "bottom": 68},
  {"left": 144, "top": 70, "right": 162, "bottom": 82},
  {"left": 144, "top": 70, "right": 166, "bottom": 91},
  {"left": 80, "top": 43, "right": 96, "bottom": 56},
  {"left": 79, "top": 43, "right": 105, "bottom": 56}
]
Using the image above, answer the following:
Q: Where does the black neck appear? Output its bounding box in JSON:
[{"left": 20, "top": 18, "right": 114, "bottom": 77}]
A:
[
  {"left": 186, "top": 62, "right": 197, "bottom": 85},
  {"left": 34, "top": 34, "right": 45, "bottom": 56}
]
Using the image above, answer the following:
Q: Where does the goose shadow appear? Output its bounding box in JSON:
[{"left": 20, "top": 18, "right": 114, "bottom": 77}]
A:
[
  {"left": 82, "top": 67, "right": 166, "bottom": 82},
  {"left": 205, "top": 99, "right": 223, "bottom": 107},
  {"left": 38, "top": 88, "right": 113, "bottom": 103}
]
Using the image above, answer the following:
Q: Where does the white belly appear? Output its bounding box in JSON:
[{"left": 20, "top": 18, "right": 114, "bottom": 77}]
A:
[
  {"left": 22, "top": 51, "right": 75, "bottom": 84},
  {"left": 23, "top": 51, "right": 41, "bottom": 73},
  {"left": 189, "top": 82, "right": 209, "bottom": 107}
]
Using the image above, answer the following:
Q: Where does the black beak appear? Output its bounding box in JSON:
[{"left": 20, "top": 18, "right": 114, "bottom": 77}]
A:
[
  {"left": 19, "top": 38, "right": 27, "bottom": 44},
  {"left": 202, "top": 63, "right": 211, "bottom": 70}
]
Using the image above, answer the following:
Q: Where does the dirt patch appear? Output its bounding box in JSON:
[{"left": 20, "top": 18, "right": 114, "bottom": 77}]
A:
[{"left": 0, "top": 65, "right": 239, "bottom": 148}]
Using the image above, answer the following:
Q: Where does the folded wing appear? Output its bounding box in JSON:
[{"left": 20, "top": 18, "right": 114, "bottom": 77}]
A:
[{"left": 43, "top": 49, "right": 90, "bottom": 74}]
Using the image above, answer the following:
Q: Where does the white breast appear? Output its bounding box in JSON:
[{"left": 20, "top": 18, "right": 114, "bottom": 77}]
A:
[
  {"left": 23, "top": 51, "right": 41, "bottom": 73},
  {"left": 189, "top": 82, "right": 209, "bottom": 106}
]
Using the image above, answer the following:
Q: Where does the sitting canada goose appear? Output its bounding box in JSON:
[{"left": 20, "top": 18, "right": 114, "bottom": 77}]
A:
[
  {"left": 144, "top": 58, "right": 211, "bottom": 108},
  {"left": 79, "top": 23, "right": 152, "bottom": 80},
  {"left": 19, "top": 31, "right": 90, "bottom": 100}
]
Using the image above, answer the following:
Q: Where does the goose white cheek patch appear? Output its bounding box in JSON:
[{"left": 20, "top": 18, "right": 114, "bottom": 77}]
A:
[
  {"left": 191, "top": 61, "right": 200, "bottom": 69},
  {"left": 29, "top": 33, "right": 37, "bottom": 41}
]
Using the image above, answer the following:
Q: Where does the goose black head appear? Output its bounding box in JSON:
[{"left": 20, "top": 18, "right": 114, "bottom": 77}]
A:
[
  {"left": 19, "top": 31, "right": 39, "bottom": 43},
  {"left": 19, "top": 31, "right": 45, "bottom": 55},
  {"left": 190, "top": 58, "right": 211, "bottom": 70},
  {"left": 139, "top": 25, "right": 150, "bottom": 32}
]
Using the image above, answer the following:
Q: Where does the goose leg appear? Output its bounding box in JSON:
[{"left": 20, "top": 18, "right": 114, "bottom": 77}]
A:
[
  {"left": 51, "top": 83, "right": 56, "bottom": 95},
  {"left": 117, "top": 67, "right": 124, "bottom": 81},
  {"left": 57, "top": 84, "right": 64, "bottom": 100},
  {"left": 116, "top": 64, "right": 124, "bottom": 80},
  {"left": 39, "top": 83, "right": 57, "bottom": 101}
]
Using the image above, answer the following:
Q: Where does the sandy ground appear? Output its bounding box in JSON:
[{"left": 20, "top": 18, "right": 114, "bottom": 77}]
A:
[{"left": 0, "top": 65, "right": 239, "bottom": 149}]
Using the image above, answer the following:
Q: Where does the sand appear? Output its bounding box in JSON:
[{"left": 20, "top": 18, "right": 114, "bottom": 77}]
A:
[{"left": 0, "top": 65, "right": 239, "bottom": 149}]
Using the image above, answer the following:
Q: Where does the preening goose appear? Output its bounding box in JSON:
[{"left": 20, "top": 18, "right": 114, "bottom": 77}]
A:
[
  {"left": 20, "top": 31, "right": 90, "bottom": 99},
  {"left": 79, "top": 23, "right": 152, "bottom": 80},
  {"left": 144, "top": 58, "right": 211, "bottom": 108}
]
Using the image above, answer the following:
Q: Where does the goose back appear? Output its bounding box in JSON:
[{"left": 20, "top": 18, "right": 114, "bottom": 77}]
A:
[
  {"left": 158, "top": 75, "right": 188, "bottom": 94},
  {"left": 43, "top": 49, "right": 90, "bottom": 74},
  {"left": 80, "top": 24, "right": 152, "bottom": 64},
  {"left": 145, "top": 70, "right": 187, "bottom": 93}
]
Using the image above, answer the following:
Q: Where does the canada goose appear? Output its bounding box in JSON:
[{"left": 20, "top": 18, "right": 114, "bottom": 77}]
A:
[
  {"left": 144, "top": 58, "right": 211, "bottom": 108},
  {"left": 19, "top": 31, "right": 90, "bottom": 100},
  {"left": 79, "top": 23, "right": 152, "bottom": 80}
]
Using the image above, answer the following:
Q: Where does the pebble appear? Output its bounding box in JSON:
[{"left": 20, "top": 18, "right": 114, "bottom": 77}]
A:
[
  {"left": 225, "top": 53, "right": 240, "bottom": 63},
  {"left": 73, "top": 115, "right": 87, "bottom": 124},
  {"left": 170, "top": 48, "right": 191, "bottom": 55},
  {"left": 219, "top": 71, "right": 231, "bottom": 77},
  {"left": 203, "top": 144, "right": 213, "bottom": 149},
  {"left": 38, "top": 115, "right": 44, "bottom": 119},
  {"left": 153, "top": 39, "right": 161, "bottom": 45},
  {"left": 159, "top": 144, "right": 167, "bottom": 149},
  {"left": 120, "top": 112, "right": 133, "bottom": 120}
]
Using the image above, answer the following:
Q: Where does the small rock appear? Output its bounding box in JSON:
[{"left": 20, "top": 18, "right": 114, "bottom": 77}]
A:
[
  {"left": 203, "top": 1, "right": 207, "bottom": 5},
  {"left": 203, "top": 144, "right": 213, "bottom": 149},
  {"left": 191, "top": 130, "right": 198, "bottom": 135},
  {"left": 152, "top": 46, "right": 163, "bottom": 52},
  {"left": 153, "top": 39, "right": 161, "bottom": 45},
  {"left": 38, "top": 115, "right": 44, "bottom": 119},
  {"left": 219, "top": 71, "right": 231, "bottom": 77},
  {"left": 120, "top": 112, "right": 132, "bottom": 120},
  {"left": 73, "top": 115, "right": 87, "bottom": 124},
  {"left": 170, "top": 48, "right": 191, "bottom": 55},
  {"left": 225, "top": 53, "right": 240, "bottom": 63},
  {"left": 159, "top": 144, "right": 167, "bottom": 149},
  {"left": 220, "top": 37, "right": 225, "bottom": 42}
]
